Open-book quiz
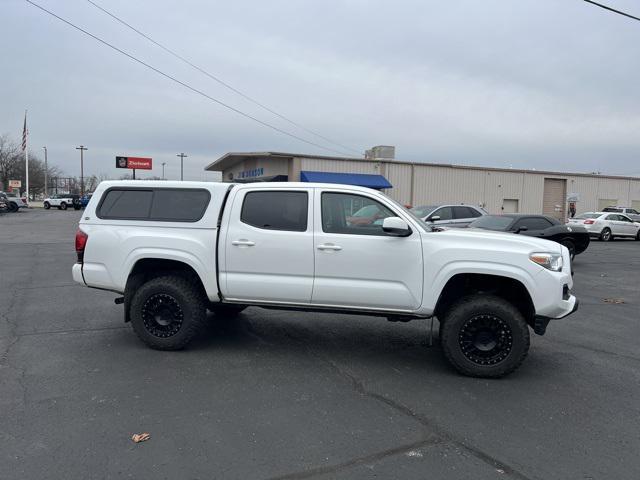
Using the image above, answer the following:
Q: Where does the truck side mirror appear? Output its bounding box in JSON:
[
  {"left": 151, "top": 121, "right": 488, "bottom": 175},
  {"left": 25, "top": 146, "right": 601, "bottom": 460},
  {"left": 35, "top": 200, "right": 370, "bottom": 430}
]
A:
[
  {"left": 428, "top": 215, "right": 441, "bottom": 222},
  {"left": 382, "top": 217, "right": 412, "bottom": 237}
]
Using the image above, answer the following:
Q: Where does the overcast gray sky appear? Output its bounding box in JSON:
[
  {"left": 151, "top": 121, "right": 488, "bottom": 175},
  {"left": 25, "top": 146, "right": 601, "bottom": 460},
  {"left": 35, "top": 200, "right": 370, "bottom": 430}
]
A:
[{"left": 1, "top": 0, "right": 639, "bottom": 180}]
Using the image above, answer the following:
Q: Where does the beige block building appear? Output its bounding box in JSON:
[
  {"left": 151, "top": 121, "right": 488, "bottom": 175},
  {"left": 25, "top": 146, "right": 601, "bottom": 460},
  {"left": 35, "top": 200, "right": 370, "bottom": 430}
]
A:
[{"left": 205, "top": 151, "right": 640, "bottom": 220}]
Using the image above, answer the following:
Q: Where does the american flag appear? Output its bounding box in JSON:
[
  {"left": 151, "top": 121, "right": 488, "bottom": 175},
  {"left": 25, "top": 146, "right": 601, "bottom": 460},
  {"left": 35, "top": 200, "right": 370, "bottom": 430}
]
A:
[{"left": 21, "top": 111, "right": 28, "bottom": 152}]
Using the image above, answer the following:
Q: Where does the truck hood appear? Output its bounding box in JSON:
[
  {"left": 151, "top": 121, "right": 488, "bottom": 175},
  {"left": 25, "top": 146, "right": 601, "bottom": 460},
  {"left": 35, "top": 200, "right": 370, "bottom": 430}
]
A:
[{"left": 433, "top": 227, "right": 562, "bottom": 253}]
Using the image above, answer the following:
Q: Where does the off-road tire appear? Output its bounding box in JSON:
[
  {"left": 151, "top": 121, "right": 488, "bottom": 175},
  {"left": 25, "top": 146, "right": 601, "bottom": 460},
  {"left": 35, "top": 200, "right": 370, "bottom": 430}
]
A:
[
  {"left": 599, "top": 228, "right": 612, "bottom": 241},
  {"left": 60, "top": 202, "right": 67, "bottom": 210},
  {"left": 130, "top": 275, "right": 207, "bottom": 350},
  {"left": 209, "top": 304, "right": 247, "bottom": 318},
  {"left": 440, "top": 294, "right": 530, "bottom": 378},
  {"left": 43, "top": 201, "right": 50, "bottom": 210}
]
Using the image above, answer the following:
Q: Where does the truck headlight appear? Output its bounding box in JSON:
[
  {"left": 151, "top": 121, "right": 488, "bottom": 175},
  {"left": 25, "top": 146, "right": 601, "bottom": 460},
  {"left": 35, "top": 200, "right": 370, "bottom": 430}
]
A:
[{"left": 530, "top": 252, "right": 563, "bottom": 271}]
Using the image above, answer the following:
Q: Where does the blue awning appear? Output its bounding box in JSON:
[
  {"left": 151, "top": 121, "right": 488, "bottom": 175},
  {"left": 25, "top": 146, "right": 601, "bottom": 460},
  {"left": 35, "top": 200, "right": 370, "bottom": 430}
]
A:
[{"left": 300, "top": 171, "right": 392, "bottom": 189}]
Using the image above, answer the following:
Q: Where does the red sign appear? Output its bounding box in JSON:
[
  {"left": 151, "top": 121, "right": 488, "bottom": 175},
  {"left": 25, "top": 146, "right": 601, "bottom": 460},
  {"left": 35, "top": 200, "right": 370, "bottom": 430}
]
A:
[
  {"left": 116, "top": 156, "right": 152, "bottom": 170},
  {"left": 126, "top": 157, "right": 152, "bottom": 170}
]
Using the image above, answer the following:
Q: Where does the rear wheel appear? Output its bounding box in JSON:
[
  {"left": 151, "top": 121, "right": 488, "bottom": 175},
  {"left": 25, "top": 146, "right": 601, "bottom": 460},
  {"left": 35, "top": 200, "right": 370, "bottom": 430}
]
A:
[
  {"left": 439, "top": 294, "right": 530, "bottom": 378},
  {"left": 599, "top": 228, "right": 612, "bottom": 242},
  {"left": 60, "top": 202, "right": 67, "bottom": 210},
  {"left": 8, "top": 202, "right": 19, "bottom": 213},
  {"left": 44, "top": 201, "right": 50, "bottom": 210},
  {"left": 130, "top": 274, "right": 207, "bottom": 350},
  {"left": 636, "top": 230, "right": 640, "bottom": 241}
]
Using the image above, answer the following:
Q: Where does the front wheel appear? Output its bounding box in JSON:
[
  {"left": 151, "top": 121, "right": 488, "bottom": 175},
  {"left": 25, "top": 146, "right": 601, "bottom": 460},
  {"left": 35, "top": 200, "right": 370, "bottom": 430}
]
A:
[
  {"left": 439, "top": 295, "right": 530, "bottom": 378},
  {"left": 8, "top": 202, "right": 19, "bottom": 213},
  {"left": 60, "top": 202, "right": 68, "bottom": 210},
  {"left": 636, "top": 230, "right": 640, "bottom": 241},
  {"left": 130, "top": 275, "right": 207, "bottom": 350},
  {"left": 44, "top": 201, "right": 50, "bottom": 210},
  {"left": 599, "top": 228, "right": 612, "bottom": 241},
  {"left": 561, "top": 240, "right": 576, "bottom": 261}
]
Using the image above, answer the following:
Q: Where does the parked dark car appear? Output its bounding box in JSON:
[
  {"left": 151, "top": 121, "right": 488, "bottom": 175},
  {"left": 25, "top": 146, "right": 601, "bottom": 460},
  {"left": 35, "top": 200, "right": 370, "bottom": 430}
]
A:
[{"left": 468, "top": 214, "right": 590, "bottom": 260}]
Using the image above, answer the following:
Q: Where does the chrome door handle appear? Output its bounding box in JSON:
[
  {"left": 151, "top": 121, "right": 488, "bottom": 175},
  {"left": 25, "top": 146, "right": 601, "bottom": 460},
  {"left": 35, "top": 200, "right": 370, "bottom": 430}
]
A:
[
  {"left": 232, "top": 239, "right": 255, "bottom": 247},
  {"left": 317, "top": 244, "right": 342, "bottom": 251}
]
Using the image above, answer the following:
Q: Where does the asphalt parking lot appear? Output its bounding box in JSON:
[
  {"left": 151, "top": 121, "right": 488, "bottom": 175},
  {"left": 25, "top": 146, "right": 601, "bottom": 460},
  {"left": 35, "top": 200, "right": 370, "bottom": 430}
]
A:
[{"left": 1, "top": 209, "right": 639, "bottom": 480}]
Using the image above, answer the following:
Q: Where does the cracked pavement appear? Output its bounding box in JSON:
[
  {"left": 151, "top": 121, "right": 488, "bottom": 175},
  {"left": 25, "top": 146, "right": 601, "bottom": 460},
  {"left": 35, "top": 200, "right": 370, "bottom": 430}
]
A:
[{"left": 1, "top": 209, "right": 639, "bottom": 479}]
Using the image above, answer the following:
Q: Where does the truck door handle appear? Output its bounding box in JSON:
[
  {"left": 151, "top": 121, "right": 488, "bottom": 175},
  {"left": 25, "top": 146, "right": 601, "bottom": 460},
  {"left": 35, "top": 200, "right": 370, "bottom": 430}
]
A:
[
  {"left": 232, "top": 239, "right": 255, "bottom": 247},
  {"left": 317, "top": 244, "right": 342, "bottom": 251}
]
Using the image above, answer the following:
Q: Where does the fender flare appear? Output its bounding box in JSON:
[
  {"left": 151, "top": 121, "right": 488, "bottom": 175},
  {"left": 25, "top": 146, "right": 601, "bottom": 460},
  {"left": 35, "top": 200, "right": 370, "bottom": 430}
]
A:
[
  {"left": 121, "top": 247, "right": 216, "bottom": 299},
  {"left": 429, "top": 261, "right": 538, "bottom": 311}
]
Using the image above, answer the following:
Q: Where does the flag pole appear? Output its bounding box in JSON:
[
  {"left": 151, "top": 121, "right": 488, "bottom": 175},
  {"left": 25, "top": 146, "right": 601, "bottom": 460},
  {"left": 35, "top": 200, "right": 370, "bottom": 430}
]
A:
[{"left": 24, "top": 110, "right": 29, "bottom": 203}]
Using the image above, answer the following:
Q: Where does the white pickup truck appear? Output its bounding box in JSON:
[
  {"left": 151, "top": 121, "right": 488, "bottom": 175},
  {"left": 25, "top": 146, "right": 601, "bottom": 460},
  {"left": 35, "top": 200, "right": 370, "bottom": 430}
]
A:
[{"left": 72, "top": 181, "right": 578, "bottom": 378}]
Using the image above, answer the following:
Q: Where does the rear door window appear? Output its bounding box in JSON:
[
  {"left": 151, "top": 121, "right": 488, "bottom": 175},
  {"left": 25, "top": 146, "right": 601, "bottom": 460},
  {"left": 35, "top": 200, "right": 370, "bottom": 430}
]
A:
[
  {"left": 454, "top": 206, "right": 480, "bottom": 219},
  {"left": 241, "top": 191, "right": 308, "bottom": 231}
]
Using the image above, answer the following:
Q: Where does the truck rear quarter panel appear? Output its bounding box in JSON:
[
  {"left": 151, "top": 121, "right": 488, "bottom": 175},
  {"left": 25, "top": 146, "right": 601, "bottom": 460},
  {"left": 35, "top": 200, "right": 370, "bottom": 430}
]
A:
[{"left": 79, "top": 181, "right": 228, "bottom": 301}]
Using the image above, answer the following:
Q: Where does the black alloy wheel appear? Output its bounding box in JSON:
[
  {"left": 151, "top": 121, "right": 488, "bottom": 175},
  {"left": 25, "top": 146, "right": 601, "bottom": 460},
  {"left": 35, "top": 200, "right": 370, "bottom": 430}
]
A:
[
  {"left": 141, "top": 293, "right": 184, "bottom": 338},
  {"left": 458, "top": 314, "right": 513, "bottom": 366}
]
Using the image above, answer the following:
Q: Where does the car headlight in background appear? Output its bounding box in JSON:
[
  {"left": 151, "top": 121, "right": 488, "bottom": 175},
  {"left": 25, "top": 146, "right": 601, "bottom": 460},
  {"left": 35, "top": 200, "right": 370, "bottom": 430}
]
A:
[{"left": 530, "top": 252, "right": 563, "bottom": 271}]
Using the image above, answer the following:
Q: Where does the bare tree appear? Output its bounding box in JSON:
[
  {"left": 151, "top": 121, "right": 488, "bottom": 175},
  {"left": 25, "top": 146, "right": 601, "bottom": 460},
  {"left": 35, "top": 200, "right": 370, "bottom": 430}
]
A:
[{"left": 0, "top": 133, "right": 64, "bottom": 197}]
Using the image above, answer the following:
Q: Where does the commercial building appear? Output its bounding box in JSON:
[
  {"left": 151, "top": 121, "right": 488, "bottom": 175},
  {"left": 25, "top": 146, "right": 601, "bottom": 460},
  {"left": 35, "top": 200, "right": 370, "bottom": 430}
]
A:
[{"left": 205, "top": 150, "right": 640, "bottom": 220}]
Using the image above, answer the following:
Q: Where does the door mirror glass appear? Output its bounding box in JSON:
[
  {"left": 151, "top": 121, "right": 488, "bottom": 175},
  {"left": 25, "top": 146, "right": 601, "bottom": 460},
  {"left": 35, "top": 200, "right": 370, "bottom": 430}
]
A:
[
  {"left": 382, "top": 217, "right": 412, "bottom": 236},
  {"left": 429, "top": 215, "right": 441, "bottom": 222}
]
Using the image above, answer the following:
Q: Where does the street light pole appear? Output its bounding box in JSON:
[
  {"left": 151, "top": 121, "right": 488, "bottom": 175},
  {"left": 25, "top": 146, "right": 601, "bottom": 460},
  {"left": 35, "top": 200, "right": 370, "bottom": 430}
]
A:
[
  {"left": 76, "top": 145, "right": 87, "bottom": 195},
  {"left": 162, "top": 162, "right": 166, "bottom": 180},
  {"left": 177, "top": 153, "right": 187, "bottom": 181},
  {"left": 42, "top": 146, "right": 48, "bottom": 198}
]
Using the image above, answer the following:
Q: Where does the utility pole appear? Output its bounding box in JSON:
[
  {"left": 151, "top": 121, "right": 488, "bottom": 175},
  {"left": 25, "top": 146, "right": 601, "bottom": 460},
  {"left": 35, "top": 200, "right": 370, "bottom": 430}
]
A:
[
  {"left": 177, "top": 153, "right": 187, "bottom": 181},
  {"left": 76, "top": 145, "right": 87, "bottom": 195},
  {"left": 162, "top": 162, "right": 166, "bottom": 180},
  {"left": 42, "top": 146, "right": 48, "bottom": 197}
]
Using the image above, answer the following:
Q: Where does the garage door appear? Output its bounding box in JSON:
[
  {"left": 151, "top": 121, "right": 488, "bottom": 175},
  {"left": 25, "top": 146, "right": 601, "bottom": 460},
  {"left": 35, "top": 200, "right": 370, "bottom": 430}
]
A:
[
  {"left": 598, "top": 199, "right": 617, "bottom": 211},
  {"left": 543, "top": 178, "right": 566, "bottom": 221}
]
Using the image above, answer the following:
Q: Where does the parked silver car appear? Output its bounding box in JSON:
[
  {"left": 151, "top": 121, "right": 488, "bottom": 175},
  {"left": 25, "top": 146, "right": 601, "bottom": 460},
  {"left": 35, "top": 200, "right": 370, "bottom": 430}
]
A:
[
  {"left": 410, "top": 204, "right": 488, "bottom": 228},
  {"left": 568, "top": 212, "right": 640, "bottom": 241},
  {"left": 601, "top": 206, "right": 640, "bottom": 222}
]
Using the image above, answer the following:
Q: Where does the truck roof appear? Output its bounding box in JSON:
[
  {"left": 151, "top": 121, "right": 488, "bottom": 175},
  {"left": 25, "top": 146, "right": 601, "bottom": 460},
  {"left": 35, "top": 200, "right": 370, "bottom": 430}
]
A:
[{"left": 96, "top": 180, "right": 384, "bottom": 194}]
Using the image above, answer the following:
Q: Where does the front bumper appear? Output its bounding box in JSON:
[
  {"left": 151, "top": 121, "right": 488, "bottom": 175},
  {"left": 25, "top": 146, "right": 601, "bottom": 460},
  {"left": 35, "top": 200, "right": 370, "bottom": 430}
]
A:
[{"left": 533, "top": 295, "right": 579, "bottom": 335}]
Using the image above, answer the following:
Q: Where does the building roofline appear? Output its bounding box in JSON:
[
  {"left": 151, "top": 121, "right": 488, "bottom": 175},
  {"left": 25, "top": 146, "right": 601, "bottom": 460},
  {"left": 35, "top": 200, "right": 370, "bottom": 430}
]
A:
[{"left": 205, "top": 151, "right": 640, "bottom": 182}]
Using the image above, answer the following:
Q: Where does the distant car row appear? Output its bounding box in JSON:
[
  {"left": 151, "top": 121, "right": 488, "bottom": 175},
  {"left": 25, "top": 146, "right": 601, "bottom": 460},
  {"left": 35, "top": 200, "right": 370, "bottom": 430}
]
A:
[{"left": 43, "top": 193, "right": 92, "bottom": 210}]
